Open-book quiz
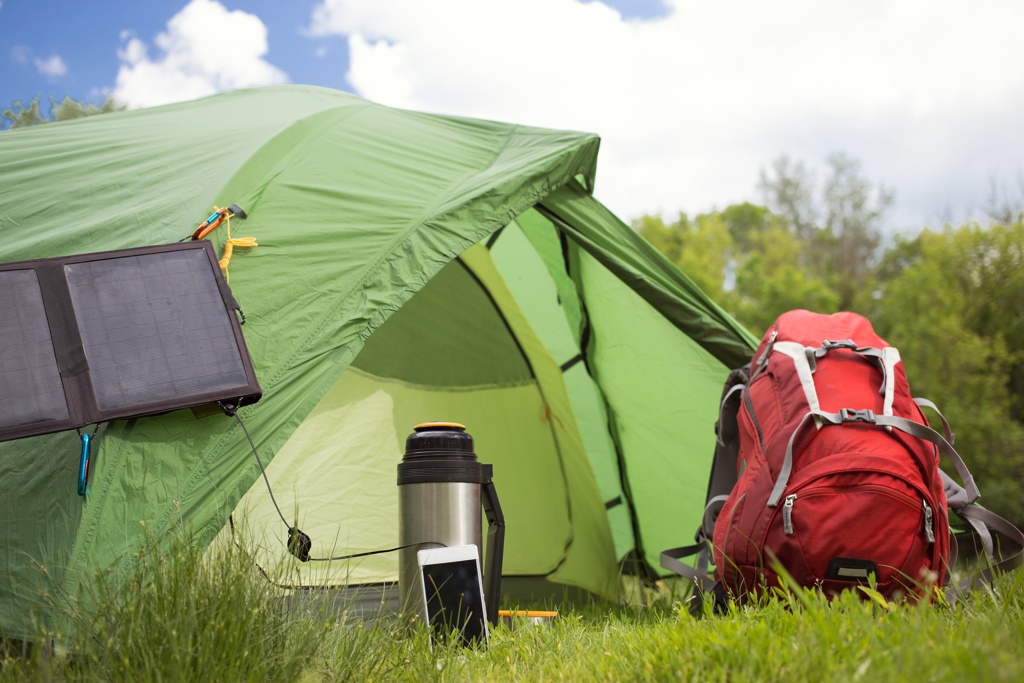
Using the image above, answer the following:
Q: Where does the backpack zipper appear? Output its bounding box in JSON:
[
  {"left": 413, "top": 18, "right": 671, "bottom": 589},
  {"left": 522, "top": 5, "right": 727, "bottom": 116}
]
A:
[
  {"left": 752, "top": 329, "right": 778, "bottom": 379},
  {"left": 922, "top": 498, "right": 935, "bottom": 543},
  {"left": 781, "top": 489, "right": 928, "bottom": 540},
  {"left": 783, "top": 494, "right": 797, "bottom": 535}
]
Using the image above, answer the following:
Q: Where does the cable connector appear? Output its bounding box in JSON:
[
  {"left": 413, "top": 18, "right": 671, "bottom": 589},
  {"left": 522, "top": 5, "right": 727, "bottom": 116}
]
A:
[{"left": 288, "top": 527, "right": 312, "bottom": 562}]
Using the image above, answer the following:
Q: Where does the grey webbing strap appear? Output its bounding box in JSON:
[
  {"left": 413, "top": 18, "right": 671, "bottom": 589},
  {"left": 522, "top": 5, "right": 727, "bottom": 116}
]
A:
[
  {"left": 948, "top": 528, "right": 959, "bottom": 573},
  {"left": 939, "top": 469, "right": 972, "bottom": 510},
  {"left": 660, "top": 495, "right": 730, "bottom": 586},
  {"left": 766, "top": 409, "right": 981, "bottom": 508},
  {"left": 914, "top": 397, "right": 955, "bottom": 445},
  {"left": 870, "top": 413, "right": 979, "bottom": 504},
  {"left": 660, "top": 543, "right": 717, "bottom": 592},
  {"left": 811, "top": 341, "right": 886, "bottom": 369},
  {"left": 703, "top": 495, "right": 730, "bottom": 540},
  {"left": 962, "top": 512, "right": 995, "bottom": 559},
  {"left": 879, "top": 347, "right": 900, "bottom": 417},
  {"left": 945, "top": 504, "right": 1024, "bottom": 603},
  {"left": 810, "top": 341, "right": 899, "bottom": 417},
  {"left": 749, "top": 330, "right": 777, "bottom": 384},
  {"left": 716, "top": 384, "right": 746, "bottom": 447},
  {"left": 773, "top": 342, "right": 821, "bottom": 418},
  {"left": 766, "top": 411, "right": 819, "bottom": 507}
]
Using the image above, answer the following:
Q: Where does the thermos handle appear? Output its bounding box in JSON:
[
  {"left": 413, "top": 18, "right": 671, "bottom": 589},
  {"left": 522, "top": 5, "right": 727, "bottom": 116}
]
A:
[{"left": 480, "top": 464, "right": 505, "bottom": 625}]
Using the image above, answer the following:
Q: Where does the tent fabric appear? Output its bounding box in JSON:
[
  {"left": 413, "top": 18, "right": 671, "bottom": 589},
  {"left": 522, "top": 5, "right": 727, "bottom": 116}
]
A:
[{"left": 0, "top": 85, "right": 755, "bottom": 640}]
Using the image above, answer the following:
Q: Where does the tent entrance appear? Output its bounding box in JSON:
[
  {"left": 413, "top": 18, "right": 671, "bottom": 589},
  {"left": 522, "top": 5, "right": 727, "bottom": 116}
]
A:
[{"left": 232, "top": 247, "right": 617, "bottom": 599}]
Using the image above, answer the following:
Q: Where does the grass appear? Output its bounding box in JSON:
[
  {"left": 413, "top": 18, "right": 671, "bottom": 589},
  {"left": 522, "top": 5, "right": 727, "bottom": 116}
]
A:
[{"left": 3, "top": 538, "right": 1024, "bottom": 682}]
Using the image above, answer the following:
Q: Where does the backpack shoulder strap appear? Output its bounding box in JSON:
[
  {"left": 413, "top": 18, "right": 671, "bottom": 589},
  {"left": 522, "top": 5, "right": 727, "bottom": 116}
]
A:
[
  {"left": 706, "top": 364, "right": 751, "bottom": 503},
  {"left": 661, "top": 364, "right": 750, "bottom": 590}
]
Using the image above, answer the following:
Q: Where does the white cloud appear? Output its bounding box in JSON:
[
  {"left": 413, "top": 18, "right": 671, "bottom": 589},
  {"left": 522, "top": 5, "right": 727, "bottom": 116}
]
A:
[
  {"left": 114, "top": 0, "right": 287, "bottom": 110},
  {"left": 34, "top": 54, "right": 68, "bottom": 79},
  {"left": 308, "top": 0, "right": 1024, "bottom": 230}
]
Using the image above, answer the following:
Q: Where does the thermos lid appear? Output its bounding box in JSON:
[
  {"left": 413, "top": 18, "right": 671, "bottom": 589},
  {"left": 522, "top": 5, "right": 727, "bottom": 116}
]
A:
[
  {"left": 404, "top": 422, "right": 475, "bottom": 460},
  {"left": 414, "top": 421, "right": 465, "bottom": 430}
]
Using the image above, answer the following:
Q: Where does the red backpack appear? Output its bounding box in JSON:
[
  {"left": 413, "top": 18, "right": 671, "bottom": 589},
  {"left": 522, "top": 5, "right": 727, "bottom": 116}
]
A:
[{"left": 662, "top": 310, "right": 1023, "bottom": 608}]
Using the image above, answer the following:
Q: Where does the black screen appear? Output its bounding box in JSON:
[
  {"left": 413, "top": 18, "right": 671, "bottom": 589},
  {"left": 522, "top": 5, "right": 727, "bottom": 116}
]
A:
[{"left": 421, "top": 558, "right": 487, "bottom": 647}]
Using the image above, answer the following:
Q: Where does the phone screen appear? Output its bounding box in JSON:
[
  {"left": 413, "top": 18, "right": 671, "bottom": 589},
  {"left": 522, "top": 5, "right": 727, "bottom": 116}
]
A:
[{"left": 421, "top": 558, "right": 487, "bottom": 647}]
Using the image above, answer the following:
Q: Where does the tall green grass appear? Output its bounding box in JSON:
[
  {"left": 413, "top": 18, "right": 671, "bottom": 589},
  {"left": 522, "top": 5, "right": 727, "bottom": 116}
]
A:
[
  {"left": 0, "top": 533, "right": 397, "bottom": 682},
  {"left": 4, "top": 540, "right": 1024, "bottom": 682}
]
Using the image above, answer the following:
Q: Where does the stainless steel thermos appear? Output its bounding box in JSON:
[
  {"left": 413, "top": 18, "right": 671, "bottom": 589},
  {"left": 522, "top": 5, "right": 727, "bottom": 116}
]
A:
[{"left": 397, "top": 422, "right": 504, "bottom": 624}]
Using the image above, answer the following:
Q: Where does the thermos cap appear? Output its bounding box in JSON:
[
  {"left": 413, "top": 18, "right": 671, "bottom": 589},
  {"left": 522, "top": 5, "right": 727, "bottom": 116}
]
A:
[
  {"left": 404, "top": 421, "right": 475, "bottom": 460},
  {"left": 414, "top": 422, "right": 466, "bottom": 431},
  {"left": 400, "top": 421, "right": 480, "bottom": 483}
]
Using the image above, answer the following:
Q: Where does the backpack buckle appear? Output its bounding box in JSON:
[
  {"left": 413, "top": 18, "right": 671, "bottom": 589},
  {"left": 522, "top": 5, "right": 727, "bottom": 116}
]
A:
[
  {"left": 814, "top": 340, "right": 859, "bottom": 359},
  {"left": 839, "top": 408, "right": 876, "bottom": 423}
]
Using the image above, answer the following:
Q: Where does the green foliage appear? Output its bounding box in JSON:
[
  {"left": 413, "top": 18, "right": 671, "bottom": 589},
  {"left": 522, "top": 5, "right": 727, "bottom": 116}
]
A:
[
  {"left": 758, "top": 152, "right": 893, "bottom": 310},
  {"left": 728, "top": 219, "right": 839, "bottom": 334},
  {"left": 635, "top": 212, "right": 733, "bottom": 300},
  {"left": 2, "top": 95, "right": 123, "bottom": 129},
  {"left": 1, "top": 98, "right": 46, "bottom": 128},
  {"left": 635, "top": 202, "right": 840, "bottom": 336},
  {"left": 868, "top": 222, "right": 1024, "bottom": 522}
]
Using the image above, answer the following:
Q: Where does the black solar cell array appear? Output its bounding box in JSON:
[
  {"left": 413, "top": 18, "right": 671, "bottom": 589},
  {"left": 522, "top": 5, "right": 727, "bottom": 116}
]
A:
[{"left": 0, "top": 242, "right": 261, "bottom": 442}]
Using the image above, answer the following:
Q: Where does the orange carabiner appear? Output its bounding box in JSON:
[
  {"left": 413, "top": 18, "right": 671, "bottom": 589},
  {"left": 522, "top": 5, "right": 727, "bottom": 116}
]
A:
[{"left": 190, "top": 204, "right": 247, "bottom": 241}]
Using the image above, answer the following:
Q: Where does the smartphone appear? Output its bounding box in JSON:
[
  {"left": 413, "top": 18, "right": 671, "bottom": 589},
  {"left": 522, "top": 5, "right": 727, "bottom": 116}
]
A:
[{"left": 417, "top": 544, "right": 489, "bottom": 647}]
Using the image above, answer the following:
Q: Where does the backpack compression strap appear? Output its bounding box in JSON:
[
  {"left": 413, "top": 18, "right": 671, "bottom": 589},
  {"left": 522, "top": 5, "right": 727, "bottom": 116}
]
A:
[
  {"left": 939, "top": 470, "right": 1024, "bottom": 602},
  {"left": 660, "top": 494, "right": 730, "bottom": 592},
  {"left": 766, "top": 408, "right": 981, "bottom": 507},
  {"left": 764, "top": 409, "right": 1023, "bottom": 599},
  {"left": 773, "top": 341, "right": 903, "bottom": 424},
  {"left": 948, "top": 505, "right": 1024, "bottom": 598},
  {"left": 660, "top": 540, "right": 719, "bottom": 592}
]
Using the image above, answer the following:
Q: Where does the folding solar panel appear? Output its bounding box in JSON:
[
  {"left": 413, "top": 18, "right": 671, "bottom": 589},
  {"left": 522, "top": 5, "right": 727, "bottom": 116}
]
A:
[{"left": 0, "top": 241, "right": 261, "bottom": 442}]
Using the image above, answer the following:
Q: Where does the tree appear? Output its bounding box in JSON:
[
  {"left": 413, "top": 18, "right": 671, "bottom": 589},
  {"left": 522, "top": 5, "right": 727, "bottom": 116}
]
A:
[
  {"left": 2, "top": 95, "right": 122, "bottom": 129},
  {"left": 636, "top": 204, "right": 840, "bottom": 334},
  {"left": 757, "top": 155, "right": 817, "bottom": 240},
  {"left": 634, "top": 212, "right": 733, "bottom": 300},
  {"left": 1, "top": 98, "right": 46, "bottom": 128},
  {"left": 727, "top": 218, "right": 839, "bottom": 334},
  {"left": 821, "top": 152, "right": 894, "bottom": 309},
  {"left": 984, "top": 173, "right": 1024, "bottom": 224},
  {"left": 758, "top": 152, "right": 893, "bottom": 310},
  {"left": 868, "top": 222, "right": 1024, "bottom": 524}
]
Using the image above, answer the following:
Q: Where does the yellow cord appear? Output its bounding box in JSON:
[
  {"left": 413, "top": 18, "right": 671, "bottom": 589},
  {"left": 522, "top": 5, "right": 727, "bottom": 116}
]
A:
[{"left": 216, "top": 209, "right": 257, "bottom": 282}]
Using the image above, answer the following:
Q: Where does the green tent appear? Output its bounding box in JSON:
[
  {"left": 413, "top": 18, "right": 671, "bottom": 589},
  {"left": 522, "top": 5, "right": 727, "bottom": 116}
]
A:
[{"left": 0, "top": 85, "right": 755, "bottom": 639}]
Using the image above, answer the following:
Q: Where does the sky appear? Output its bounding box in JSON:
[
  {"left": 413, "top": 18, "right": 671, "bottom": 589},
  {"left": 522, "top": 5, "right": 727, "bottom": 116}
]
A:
[{"left": 3, "top": 0, "right": 1024, "bottom": 233}]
